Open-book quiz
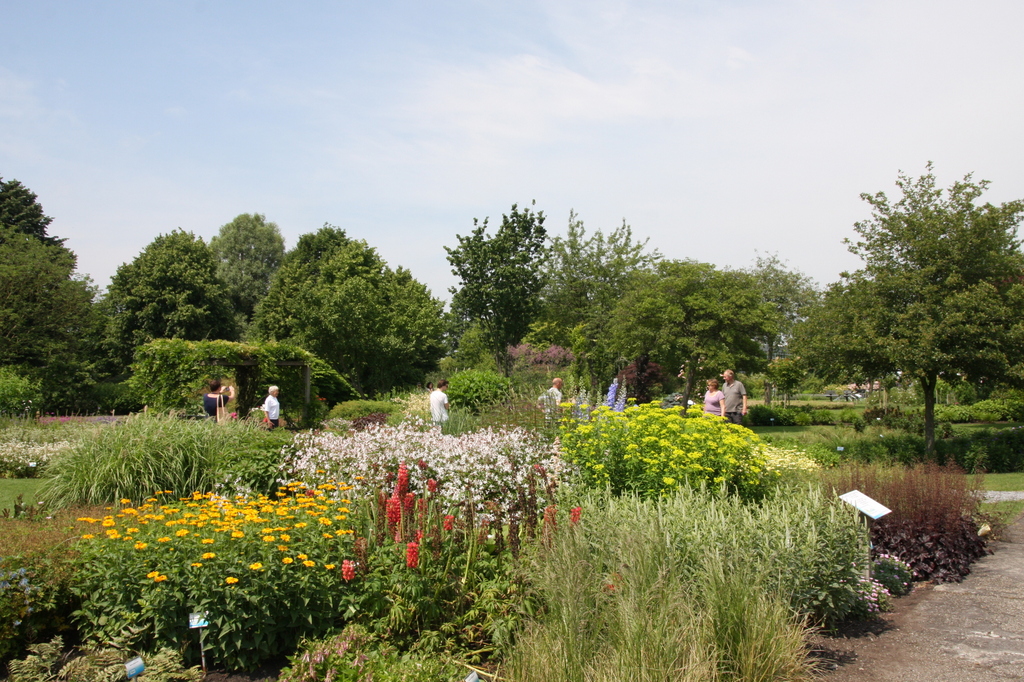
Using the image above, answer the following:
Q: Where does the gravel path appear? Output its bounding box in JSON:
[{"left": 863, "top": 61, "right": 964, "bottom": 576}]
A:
[{"left": 983, "top": 491, "right": 1024, "bottom": 502}]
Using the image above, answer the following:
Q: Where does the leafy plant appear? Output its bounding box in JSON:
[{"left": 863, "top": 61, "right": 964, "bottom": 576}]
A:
[
  {"left": 0, "top": 368, "right": 39, "bottom": 418},
  {"left": 445, "top": 369, "right": 512, "bottom": 413},
  {"left": 328, "top": 400, "right": 403, "bottom": 421},
  {"left": 72, "top": 485, "right": 356, "bottom": 671},
  {"left": 6, "top": 635, "right": 203, "bottom": 682},
  {"left": 872, "top": 554, "right": 913, "bottom": 597}
]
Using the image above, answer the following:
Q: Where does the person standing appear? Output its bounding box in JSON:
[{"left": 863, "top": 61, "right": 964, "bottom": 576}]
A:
[
  {"left": 262, "top": 385, "right": 281, "bottom": 429},
  {"left": 430, "top": 380, "right": 449, "bottom": 426},
  {"left": 721, "top": 369, "right": 747, "bottom": 424},
  {"left": 538, "top": 377, "right": 564, "bottom": 423},
  {"left": 203, "top": 379, "right": 235, "bottom": 423},
  {"left": 703, "top": 378, "right": 726, "bottom": 417}
]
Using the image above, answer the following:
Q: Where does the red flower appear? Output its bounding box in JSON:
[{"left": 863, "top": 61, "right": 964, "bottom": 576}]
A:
[
  {"left": 415, "top": 530, "right": 423, "bottom": 542},
  {"left": 570, "top": 506, "right": 582, "bottom": 525},
  {"left": 342, "top": 560, "right": 356, "bottom": 581},
  {"left": 406, "top": 541, "right": 420, "bottom": 569},
  {"left": 426, "top": 478, "right": 438, "bottom": 494},
  {"left": 386, "top": 495, "right": 401, "bottom": 527},
  {"left": 403, "top": 492, "right": 416, "bottom": 512},
  {"left": 396, "top": 463, "right": 410, "bottom": 498},
  {"left": 417, "top": 459, "right": 428, "bottom": 470},
  {"left": 443, "top": 514, "right": 455, "bottom": 531}
]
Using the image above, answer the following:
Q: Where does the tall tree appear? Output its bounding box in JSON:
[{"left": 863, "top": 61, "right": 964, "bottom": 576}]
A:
[
  {"left": 609, "top": 260, "right": 774, "bottom": 405},
  {"left": 209, "top": 213, "right": 285, "bottom": 333},
  {"left": 537, "top": 211, "right": 659, "bottom": 393},
  {"left": 252, "top": 226, "right": 445, "bottom": 395},
  {"left": 103, "top": 230, "right": 237, "bottom": 370},
  {"left": 744, "top": 253, "right": 819, "bottom": 404},
  {"left": 446, "top": 202, "right": 548, "bottom": 375},
  {"left": 0, "top": 176, "right": 61, "bottom": 246},
  {"left": 0, "top": 225, "right": 101, "bottom": 408},
  {"left": 838, "top": 164, "right": 1024, "bottom": 453}
]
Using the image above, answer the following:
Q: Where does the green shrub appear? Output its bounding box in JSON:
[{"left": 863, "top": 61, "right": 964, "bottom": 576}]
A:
[
  {"left": 935, "top": 404, "right": 976, "bottom": 423},
  {"left": 327, "top": 400, "right": 402, "bottom": 421},
  {"left": 0, "top": 369, "right": 39, "bottom": 418},
  {"left": 872, "top": 554, "right": 913, "bottom": 597},
  {"left": 445, "top": 369, "right": 512, "bottom": 413},
  {"left": 39, "top": 414, "right": 288, "bottom": 507},
  {"left": 793, "top": 412, "right": 813, "bottom": 426},
  {"left": 0, "top": 557, "right": 79, "bottom": 667},
  {"left": 811, "top": 409, "right": 836, "bottom": 425},
  {"left": 560, "top": 404, "right": 771, "bottom": 499},
  {"left": 87, "top": 380, "right": 144, "bottom": 415}
]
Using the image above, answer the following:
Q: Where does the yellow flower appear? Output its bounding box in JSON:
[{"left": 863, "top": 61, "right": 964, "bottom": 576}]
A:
[
  {"left": 154, "top": 574, "right": 168, "bottom": 582},
  {"left": 191, "top": 562, "right": 203, "bottom": 567},
  {"left": 231, "top": 531, "right": 245, "bottom": 538},
  {"left": 279, "top": 534, "right": 291, "bottom": 542},
  {"left": 127, "top": 527, "right": 140, "bottom": 534},
  {"left": 146, "top": 570, "right": 160, "bottom": 579},
  {"left": 324, "top": 564, "right": 335, "bottom": 570},
  {"left": 175, "top": 529, "right": 189, "bottom": 537},
  {"left": 318, "top": 516, "right": 332, "bottom": 525},
  {"left": 262, "top": 535, "right": 276, "bottom": 542},
  {"left": 303, "top": 560, "right": 315, "bottom": 567},
  {"left": 277, "top": 545, "right": 288, "bottom": 551},
  {"left": 81, "top": 534, "right": 95, "bottom": 539},
  {"left": 225, "top": 576, "right": 239, "bottom": 584},
  {"left": 282, "top": 557, "right": 294, "bottom": 564},
  {"left": 102, "top": 519, "right": 116, "bottom": 527},
  {"left": 134, "top": 542, "right": 148, "bottom": 550},
  {"left": 201, "top": 552, "right": 216, "bottom": 559},
  {"left": 249, "top": 562, "right": 263, "bottom": 571},
  {"left": 201, "top": 538, "right": 215, "bottom": 544},
  {"left": 297, "top": 553, "right": 308, "bottom": 560},
  {"left": 157, "top": 537, "right": 171, "bottom": 543},
  {"left": 294, "top": 522, "right": 307, "bottom": 528}
]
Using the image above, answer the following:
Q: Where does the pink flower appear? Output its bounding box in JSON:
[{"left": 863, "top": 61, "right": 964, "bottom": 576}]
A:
[{"left": 342, "top": 560, "right": 356, "bottom": 581}]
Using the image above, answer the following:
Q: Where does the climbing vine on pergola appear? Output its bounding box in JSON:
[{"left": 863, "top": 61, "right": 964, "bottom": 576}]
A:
[{"left": 128, "top": 339, "right": 354, "bottom": 417}]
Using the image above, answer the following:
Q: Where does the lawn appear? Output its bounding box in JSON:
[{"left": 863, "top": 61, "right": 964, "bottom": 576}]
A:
[{"left": 0, "top": 478, "right": 44, "bottom": 515}]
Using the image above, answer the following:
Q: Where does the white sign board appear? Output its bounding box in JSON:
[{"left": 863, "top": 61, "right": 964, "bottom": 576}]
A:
[
  {"left": 839, "top": 490, "right": 891, "bottom": 520},
  {"left": 125, "top": 657, "right": 145, "bottom": 679},
  {"left": 189, "top": 612, "right": 209, "bottom": 629}
]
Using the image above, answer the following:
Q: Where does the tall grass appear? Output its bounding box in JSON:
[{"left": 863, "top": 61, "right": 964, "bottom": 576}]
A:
[
  {"left": 38, "top": 414, "right": 287, "bottom": 507},
  {"left": 504, "top": 487, "right": 865, "bottom": 681}
]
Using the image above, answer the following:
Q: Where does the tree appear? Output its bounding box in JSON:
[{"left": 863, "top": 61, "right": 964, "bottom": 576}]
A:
[
  {"left": 0, "top": 176, "right": 61, "bottom": 246},
  {"left": 103, "top": 230, "right": 237, "bottom": 370},
  {"left": 0, "top": 225, "right": 101, "bottom": 407},
  {"left": 537, "top": 211, "right": 659, "bottom": 393},
  {"left": 446, "top": 203, "right": 548, "bottom": 376},
  {"left": 252, "top": 226, "right": 445, "bottom": 395},
  {"left": 209, "top": 213, "right": 285, "bottom": 332},
  {"left": 609, "top": 260, "right": 775, "bottom": 405},
  {"left": 744, "top": 253, "right": 819, "bottom": 404},
  {"left": 835, "top": 164, "right": 1024, "bottom": 453}
]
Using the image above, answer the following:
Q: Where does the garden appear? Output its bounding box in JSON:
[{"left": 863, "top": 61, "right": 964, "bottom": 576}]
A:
[{"left": 0, "top": 367, "right": 1016, "bottom": 682}]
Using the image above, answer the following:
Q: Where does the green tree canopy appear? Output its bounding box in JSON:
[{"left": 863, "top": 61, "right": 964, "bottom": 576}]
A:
[
  {"left": 535, "top": 211, "right": 659, "bottom": 393},
  {"left": 815, "top": 164, "right": 1024, "bottom": 452},
  {"left": 446, "top": 202, "right": 548, "bottom": 375},
  {"left": 103, "top": 230, "right": 237, "bottom": 370},
  {"left": 209, "top": 213, "right": 285, "bottom": 332},
  {"left": 0, "top": 225, "right": 101, "bottom": 408},
  {"left": 609, "top": 260, "right": 775, "bottom": 405},
  {"left": 252, "top": 225, "right": 445, "bottom": 395},
  {"left": 0, "top": 176, "right": 61, "bottom": 246}
]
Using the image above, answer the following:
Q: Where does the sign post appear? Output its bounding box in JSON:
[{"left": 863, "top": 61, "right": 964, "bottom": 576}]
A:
[
  {"left": 189, "top": 612, "right": 210, "bottom": 673},
  {"left": 839, "top": 490, "right": 892, "bottom": 577}
]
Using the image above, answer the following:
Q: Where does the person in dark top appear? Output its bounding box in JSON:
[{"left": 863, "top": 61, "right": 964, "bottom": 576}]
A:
[{"left": 203, "top": 379, "right": 236, "bottom": 422}]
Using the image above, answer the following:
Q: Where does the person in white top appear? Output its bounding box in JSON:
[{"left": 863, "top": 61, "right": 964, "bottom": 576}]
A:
[
  {"left": 262, "top": 385, "right": 281, "bottom": 429},
  {"left": 430, "top": 380, "right": 449, "bottom": 426}
]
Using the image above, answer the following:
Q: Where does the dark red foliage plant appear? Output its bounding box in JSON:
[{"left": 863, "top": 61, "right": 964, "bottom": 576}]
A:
[{"left": 821, "top": 463, "right": 988, "bottom": 582}]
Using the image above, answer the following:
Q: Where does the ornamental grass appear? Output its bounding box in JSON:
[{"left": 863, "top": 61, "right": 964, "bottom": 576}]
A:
[{"left": 72, "top": 482, "right": 355, "bottom": 671}]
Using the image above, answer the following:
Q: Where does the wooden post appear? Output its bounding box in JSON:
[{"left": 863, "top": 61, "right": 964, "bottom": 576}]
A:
[{"left": 303, "top": 364, "right": 312, "bottom": 422}]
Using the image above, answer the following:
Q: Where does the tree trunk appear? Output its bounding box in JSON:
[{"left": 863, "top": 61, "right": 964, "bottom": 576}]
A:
[{"left": 922, "top": 373, "right": 937, "bottom": 456}]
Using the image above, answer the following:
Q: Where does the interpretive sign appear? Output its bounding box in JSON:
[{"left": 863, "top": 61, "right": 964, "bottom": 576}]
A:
[
  {"left": 189, "top": 612, "right": 209, "bottom": 629},
  {"left": 839, "top": 490, "right": 891, "bottom": 519},
  {"left": 125, "top": 657, "right": 145, "bottom": 679}
]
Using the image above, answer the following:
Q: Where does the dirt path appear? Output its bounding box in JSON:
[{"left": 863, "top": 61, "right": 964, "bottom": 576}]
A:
[{"left": 814, "top": 517, "right": 1024, "bottom": 681}]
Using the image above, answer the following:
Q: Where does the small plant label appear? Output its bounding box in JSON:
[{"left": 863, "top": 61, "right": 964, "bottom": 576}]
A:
[
  {"left": 839, "top": 490, "right": 891, "bottom": 519},
  {"left": 465, "top": 672, "right": 480, "bottom": 682},
  {"left": 28, "top": 462, "right": 36, "bottom": 468},
  {"left": 189, "top": 612, "right": 209, "bottom": 628},
  {"left": 836, "top": 447, "right": 844, "bottom": 452},
  {"left": 125, "top": 656, "right": 145, "bottom": 678}
]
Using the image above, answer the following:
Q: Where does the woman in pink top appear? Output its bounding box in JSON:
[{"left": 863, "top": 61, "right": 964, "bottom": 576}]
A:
[{"left": 703, "top": 378, "right": 726, "bottom": 417}]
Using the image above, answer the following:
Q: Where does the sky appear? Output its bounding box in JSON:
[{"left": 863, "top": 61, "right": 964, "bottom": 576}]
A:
[{"left": 3, "top": 0, "right": 1024, "bottom": 302}]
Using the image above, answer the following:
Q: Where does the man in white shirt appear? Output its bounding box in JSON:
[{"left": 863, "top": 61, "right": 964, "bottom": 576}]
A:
[
  {"left": 430, "top": 380, "right": 449, "bottom": 426},
  {"left": 262, "top": 385, "right": 281, "bottom": 429}
]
